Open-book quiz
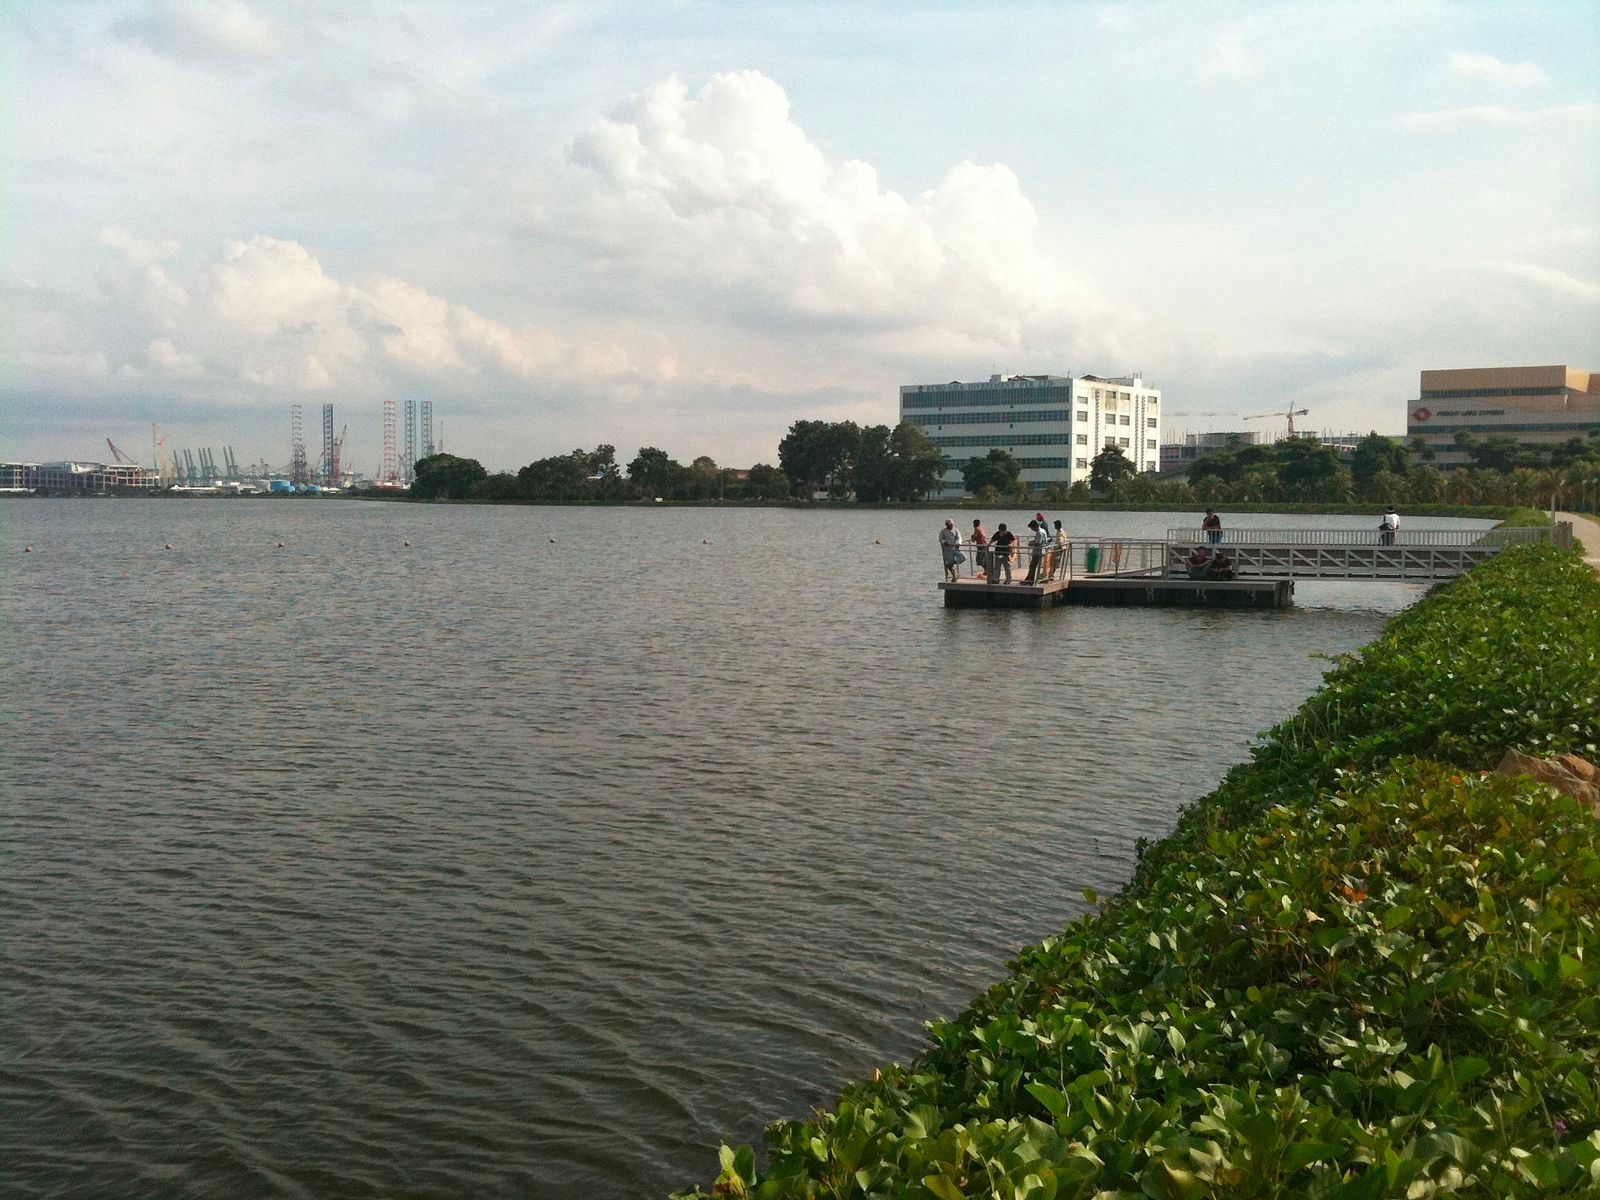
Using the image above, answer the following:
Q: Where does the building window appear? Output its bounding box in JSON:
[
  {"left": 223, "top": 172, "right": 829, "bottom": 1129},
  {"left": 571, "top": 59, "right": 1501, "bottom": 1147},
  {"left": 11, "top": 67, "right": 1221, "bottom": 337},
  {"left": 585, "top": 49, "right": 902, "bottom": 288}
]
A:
[
  {"left": 1119, "top": 414, "right": 1131, "bottom": 425},
  {"left": 1075, "top": 458, "right": 1088, "bottom": 468},
  {"left": 1147, "top": 439, "right": 1157, "bottom": 449},
  {"left": 1147, "top": 418, "right": 1157, "bottom": 428},
  {"left": 1077, "top": 411, "right": 1088, "bottom": 421},
  {"left": 1105, "top": 437, "right": 1118, "bottom": 447},
  {"left": 1119, "top": 437, "right": 1131, "bottom": 447},
  {"left": 1075, "top": 434, "right": 1088, "bottom": 445}
]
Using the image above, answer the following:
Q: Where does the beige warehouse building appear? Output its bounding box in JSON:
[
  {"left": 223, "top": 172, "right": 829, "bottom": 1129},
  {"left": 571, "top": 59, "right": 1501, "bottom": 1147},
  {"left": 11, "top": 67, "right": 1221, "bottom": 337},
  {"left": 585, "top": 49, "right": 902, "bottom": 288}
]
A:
[{"left": 1409, "top": 365, "right": 1600, "bottom": 467}]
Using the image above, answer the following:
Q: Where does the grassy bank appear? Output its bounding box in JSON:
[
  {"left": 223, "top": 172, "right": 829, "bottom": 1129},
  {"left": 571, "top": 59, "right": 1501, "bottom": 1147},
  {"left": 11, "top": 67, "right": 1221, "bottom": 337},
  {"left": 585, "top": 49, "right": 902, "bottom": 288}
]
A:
[{"left": 680, "top": 545, "right": 1600, "bottom": 1200}]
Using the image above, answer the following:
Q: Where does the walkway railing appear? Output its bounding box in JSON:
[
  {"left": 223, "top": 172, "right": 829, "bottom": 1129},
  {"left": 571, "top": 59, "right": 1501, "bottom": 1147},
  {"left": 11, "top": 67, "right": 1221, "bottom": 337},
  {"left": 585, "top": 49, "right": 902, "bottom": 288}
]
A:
[
  {"left": 942, "top": 538, "right": 1166, "bottom": 584},
  {"left": 1166, "top": 526, "right": 1554, "bottom": 548}
]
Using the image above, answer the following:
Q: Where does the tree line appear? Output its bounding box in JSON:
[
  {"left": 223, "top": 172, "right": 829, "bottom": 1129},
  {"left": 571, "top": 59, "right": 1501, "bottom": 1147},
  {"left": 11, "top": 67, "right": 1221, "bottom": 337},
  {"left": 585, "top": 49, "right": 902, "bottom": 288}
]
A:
[
  {"left": 407, "top": 419, "right": 948, "bottom": 503},
  {"left": 405, "top": 425, "right": 1600, "bottom": 510}
]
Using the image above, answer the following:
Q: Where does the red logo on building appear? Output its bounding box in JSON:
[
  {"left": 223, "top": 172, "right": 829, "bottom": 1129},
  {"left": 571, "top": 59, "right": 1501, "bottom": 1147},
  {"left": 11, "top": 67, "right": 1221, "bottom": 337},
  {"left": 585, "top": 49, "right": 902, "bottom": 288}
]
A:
[{"left": 1412, "top": 407, "right": 1432, "bottom": 423}]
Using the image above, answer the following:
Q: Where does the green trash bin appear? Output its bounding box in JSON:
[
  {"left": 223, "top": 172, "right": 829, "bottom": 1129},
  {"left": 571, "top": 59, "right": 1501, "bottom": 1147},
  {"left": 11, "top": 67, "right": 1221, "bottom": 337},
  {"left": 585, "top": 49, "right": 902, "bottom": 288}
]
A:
[{"left": 1085, "top": 545, "right": 1100, "bottom": 573}]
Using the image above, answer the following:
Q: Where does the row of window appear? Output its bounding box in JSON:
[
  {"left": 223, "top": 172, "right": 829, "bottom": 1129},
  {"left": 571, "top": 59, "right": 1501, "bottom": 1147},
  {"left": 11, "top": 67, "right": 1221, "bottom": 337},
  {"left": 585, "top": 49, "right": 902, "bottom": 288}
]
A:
[
  {"left": 912, "top": 409, "right": 1070, "bottom": 426},
  {"left": 901, "top": 387, "right": 1074, "bottom": 409},
  {"left": 944, "top": 456, "right": 1073, "bottom": 470},
  {"left": 931, "top": 433, "right": 1158, "bottom": 453},
  {"left": 1419, "top": 387, "right": 1568, "bottom": 399},
  {"left": 929, "top": 433, "right": 1069, "bottom": 449},
  {"left": 911, "top": 410, "right": 1158, "bottom": 429},
  {"left": 1412, "top": 421, "right": 1600, "bottom": 435}
]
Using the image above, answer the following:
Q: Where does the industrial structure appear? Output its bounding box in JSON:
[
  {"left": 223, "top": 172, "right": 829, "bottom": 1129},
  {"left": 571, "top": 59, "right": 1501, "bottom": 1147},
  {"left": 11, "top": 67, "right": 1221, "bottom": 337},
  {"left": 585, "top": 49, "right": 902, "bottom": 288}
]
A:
[
  {"left": 1408, "top": 364, "right": 1600, "bottom": 467},
  {"left": 421, "top": 400, "right": 434, "bottom": 459},
  {"left": 290, "top": 403, "right": 310, "bottom": 485},
  {"left": 900, "top": 372, "right": 1162, "bottom": 497},
  {"left": 403, "top": 400, "right": 416, "bottom": 483},
  {"left": 380, "top": 399, "right": 399, "bottom": 484}
]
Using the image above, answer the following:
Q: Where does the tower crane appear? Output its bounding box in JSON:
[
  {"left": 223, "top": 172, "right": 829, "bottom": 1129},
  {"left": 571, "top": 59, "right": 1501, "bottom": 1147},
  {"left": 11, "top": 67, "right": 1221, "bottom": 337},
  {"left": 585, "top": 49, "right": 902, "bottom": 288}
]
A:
[
  {"left": 1243, "top": 404, "right": 1311, "bottom": 436},
  {"left": 150, "top": 423, "right": 174, "bottom": 484},
  {"left": 106, "top": 438, "right": 134, "bottom": 464}
]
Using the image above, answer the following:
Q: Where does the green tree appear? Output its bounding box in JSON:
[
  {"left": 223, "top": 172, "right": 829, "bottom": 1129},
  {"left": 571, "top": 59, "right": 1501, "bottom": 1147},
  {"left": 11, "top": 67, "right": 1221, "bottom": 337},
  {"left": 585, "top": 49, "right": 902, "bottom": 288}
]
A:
[
  {"left": 778, "top": 419, "right": 861, "bottom": 497},
  {"left": 1351, "top": 432, "right": 1409, "bottom": 488},
  {"left": 517, "top": 452, "right": 589, "bottom": 502},
  {"left": 469, "top": 472, "right": 520, "bottom": 502},
  {"left": 963, "top": 449, "right": 1021, "bottom": 495},
  {"left": 888, "top": 421, "right": 946, "bottom": 501},
  {"left": 627, "top": 446, "right": 680, "bottom": 497},
  {"left": 744, "top": 463, "right": 791, "bottom": 501},
  {"left": 851, "top": 424, "right": 895, "bottom": 502},
  {"left": 1274, "top": 439, "right": 1349, "bottom": 501},
  {"left": 410, "top": 453, "right": 488, "bottom": 500},
  {"left": 1090, "top": 445, "right": 1135, "bottom": 492}
]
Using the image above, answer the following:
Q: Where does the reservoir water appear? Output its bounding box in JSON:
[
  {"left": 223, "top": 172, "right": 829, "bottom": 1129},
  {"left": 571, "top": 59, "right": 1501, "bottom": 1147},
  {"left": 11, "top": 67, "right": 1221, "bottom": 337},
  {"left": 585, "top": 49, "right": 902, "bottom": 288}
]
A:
[{"left": 0, "top": 500, "right": 1488, "bottom": 1198}]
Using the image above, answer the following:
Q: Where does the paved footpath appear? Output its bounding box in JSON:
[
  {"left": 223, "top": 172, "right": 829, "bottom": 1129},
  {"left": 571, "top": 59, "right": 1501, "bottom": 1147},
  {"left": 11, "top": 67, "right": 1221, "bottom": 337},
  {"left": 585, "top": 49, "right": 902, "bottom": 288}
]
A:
[{"left": 1555, "top": 511, "right": 1600, "bottom": 575}]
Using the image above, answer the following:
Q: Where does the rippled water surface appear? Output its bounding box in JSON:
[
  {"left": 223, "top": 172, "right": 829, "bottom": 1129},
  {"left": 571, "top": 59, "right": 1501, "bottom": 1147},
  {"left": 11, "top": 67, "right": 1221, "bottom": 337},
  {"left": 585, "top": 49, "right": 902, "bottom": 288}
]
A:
[{"left": 0, "top": 501, "right": 1487, "bottom": 1198}]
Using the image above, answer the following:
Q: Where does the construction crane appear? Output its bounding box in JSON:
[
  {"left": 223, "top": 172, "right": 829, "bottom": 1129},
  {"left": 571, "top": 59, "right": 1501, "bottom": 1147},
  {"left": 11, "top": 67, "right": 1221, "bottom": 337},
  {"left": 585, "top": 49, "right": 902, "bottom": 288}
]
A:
[
  {"left": 106, "top": 437, "right": 135, "bottom": 464},
  {"left": 151, "top": 423, "right": 174, "bottom": 484},
  {"left": 333, "top": 424, "right": 348, "bottom": 486},
  {"left": 1170, "top": 411, "right": 1227, "bottom": 418},
  {"left": 1243, "top": 404, "right": 1311, "bottom": 436}
]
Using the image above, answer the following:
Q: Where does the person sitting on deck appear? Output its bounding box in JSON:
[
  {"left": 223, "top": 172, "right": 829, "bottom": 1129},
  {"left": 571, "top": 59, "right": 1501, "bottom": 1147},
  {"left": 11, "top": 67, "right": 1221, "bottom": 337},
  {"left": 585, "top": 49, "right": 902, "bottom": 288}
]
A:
[
  {"left": 1205, "top": 550, "right": 1236, "bottom": 580},
  {"left": 990, "top": 523, "right": 1016, "bottom": 583},
  {"left": 1185, "top": 545, "right": 1212, "bottom": 579},
  {"left": 1378, "top": 508, "right": 1400, "bottom": 546}
]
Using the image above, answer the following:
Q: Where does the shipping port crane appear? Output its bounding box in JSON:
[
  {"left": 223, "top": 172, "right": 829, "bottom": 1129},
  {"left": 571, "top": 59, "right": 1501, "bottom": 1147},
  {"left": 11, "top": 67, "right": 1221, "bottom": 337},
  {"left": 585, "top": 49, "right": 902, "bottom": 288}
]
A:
[{"left": 1243, "top": 404, "right": 1311, "bottom": 436}]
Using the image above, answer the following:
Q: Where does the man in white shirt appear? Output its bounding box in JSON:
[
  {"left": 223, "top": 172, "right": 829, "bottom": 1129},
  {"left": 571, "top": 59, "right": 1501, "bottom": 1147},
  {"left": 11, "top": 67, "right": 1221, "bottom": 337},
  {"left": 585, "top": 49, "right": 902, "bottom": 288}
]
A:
[
  {"left": 939, "top": 518, "right": 962, "bottom": 581},
  {"left": 1379, "top": 508, "right": 1400, "bottom": 546}
]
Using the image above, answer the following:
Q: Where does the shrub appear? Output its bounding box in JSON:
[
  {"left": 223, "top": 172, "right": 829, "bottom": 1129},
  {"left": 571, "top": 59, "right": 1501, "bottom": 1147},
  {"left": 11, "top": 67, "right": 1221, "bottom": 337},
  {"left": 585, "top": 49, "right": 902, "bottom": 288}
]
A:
[{"left": 677, "top": 545, "right": 1600, "bottom": 1199}]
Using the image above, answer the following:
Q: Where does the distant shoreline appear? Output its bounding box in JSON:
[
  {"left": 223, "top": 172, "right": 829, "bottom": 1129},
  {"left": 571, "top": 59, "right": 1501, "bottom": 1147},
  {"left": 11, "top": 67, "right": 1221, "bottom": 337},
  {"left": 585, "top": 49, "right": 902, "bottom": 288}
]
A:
[{"left": 2, "top": 491, "right": 1551, "bottom": 524}]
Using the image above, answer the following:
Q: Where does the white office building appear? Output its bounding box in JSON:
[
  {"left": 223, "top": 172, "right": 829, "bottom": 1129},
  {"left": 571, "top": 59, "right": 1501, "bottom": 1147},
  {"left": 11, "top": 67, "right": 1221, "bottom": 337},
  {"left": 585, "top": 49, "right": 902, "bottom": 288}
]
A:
[{"left": 900, "top": 372, "right": 1162, "bottom": 497}]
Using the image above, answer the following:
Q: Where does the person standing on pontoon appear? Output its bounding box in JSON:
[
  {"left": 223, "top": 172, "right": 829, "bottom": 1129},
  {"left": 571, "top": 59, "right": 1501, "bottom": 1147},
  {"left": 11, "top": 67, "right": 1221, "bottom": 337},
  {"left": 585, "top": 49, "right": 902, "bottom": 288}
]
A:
[{"left": 939, "top": 518, "right": 963, "bottom": 582}]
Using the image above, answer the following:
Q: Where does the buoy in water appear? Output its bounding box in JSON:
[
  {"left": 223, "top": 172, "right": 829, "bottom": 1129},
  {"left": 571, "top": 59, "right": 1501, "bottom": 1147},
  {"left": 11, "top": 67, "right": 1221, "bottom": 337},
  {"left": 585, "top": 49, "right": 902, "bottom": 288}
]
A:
[
  {"left": 276, "top": 541, "right": 285, "bottom": 548},
  {"left": 403, "top": 540, "right": 411, "bottom": 547},
  {"left": 874, "top": 538, "right": 883, "bottom": 545},
  {"left": 24, "top": 546, "right": 32, "bottom": 553},
  {"left": 163, "top": 543, "right": 173, "bottom": 550}
]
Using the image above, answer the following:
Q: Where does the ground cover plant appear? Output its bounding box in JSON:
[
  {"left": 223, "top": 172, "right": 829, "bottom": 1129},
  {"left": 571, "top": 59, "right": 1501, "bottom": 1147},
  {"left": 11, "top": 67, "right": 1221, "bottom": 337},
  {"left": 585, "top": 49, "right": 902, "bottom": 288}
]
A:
[{"left": 679, "top": 546, "right": 1600, "bottom": 1199}]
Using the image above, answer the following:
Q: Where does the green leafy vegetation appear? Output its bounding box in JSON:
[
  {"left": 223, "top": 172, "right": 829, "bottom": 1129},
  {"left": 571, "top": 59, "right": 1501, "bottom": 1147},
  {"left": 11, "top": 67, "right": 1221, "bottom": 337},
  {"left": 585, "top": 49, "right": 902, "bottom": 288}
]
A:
[{"left": 678, "top": 546, "right": 1600, "bottom": 1199}]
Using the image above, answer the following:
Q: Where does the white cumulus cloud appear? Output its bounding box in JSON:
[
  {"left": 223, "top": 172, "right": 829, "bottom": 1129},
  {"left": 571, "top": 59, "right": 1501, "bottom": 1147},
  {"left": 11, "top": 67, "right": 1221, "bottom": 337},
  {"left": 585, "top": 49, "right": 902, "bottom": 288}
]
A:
[
  {"left": 1444, "top": 51, "right": 1547, "bottom": 87},
  {"left": 563, "top": 70, "right": 1138, "bottom": 363}
]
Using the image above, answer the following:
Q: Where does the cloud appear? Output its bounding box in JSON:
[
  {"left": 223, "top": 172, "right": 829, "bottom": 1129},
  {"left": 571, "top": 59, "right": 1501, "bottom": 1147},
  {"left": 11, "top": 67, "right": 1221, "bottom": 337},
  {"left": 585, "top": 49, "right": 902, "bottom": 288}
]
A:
[
  {"left": 98, "top": 227, "right": 180, "bottom": 265},
  {"left": 1444, "top": 51, "right": 1547, "bottom": 87},
  {"left": 563, "top": 70, "right": 1139, "bottom": 364},
  {"left": 1399, "top": 103, "right": 1600, "bottom": 129},
  {"left": 13, "top": 232, "right": 675, "bottom": 411},
  {"left": 1406, "top": 102, "right": 1600, "bottom": 129},
  {"left": 113, "top": 0, "right": 279, "bottom": 65},
  {"left": 1487, "top": 261, "right": 1600, "bottom": 304},
  {"left": 1196, "top": 32, "right": 1250, "bottom": 80}
]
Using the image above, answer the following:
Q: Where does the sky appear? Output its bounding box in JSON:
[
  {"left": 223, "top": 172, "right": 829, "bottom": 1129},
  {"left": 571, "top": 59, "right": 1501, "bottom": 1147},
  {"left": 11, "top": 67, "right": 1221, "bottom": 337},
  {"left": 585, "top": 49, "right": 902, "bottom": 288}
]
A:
[{"left": 3, "top": 0, "right": 1598, "bottom": 474}]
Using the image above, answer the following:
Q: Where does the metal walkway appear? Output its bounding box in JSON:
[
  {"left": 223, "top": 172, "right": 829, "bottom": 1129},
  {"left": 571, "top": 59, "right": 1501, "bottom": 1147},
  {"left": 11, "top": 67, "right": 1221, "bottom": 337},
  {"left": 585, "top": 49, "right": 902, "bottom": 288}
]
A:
[{"left": 1166, "top": 525, "right": 1565, "bottom": 582}]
